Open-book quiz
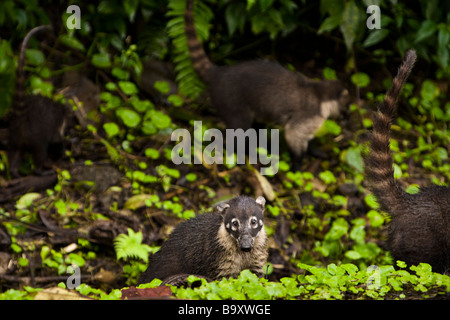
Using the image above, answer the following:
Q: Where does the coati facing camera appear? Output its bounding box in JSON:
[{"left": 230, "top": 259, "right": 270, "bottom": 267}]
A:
[
  {"left": 7, "top": 25, "right": 67, "bottom": 178},
  {"left": 365, "top": 49, "right": 450, "bottom": 273},
  {"left": 184, "top": 0, "right": 350, "bottom": 164},
  {"left": 138, "top": 196, "right": 268, "bottom": 285}
]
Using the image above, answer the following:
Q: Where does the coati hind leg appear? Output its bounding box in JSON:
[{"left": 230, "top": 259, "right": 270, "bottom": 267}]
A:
[
  {"left": 160, "top": 274, "right": 213, "bottom": 287},
  {"left": 284, "top": 115, "right": 326, "bottom": 169},
  {"left": 32, "top": 142, "right": 55, "bottom": 176},
  {"left": 8, "top": 149, "right": 22, "bottom": 179}
]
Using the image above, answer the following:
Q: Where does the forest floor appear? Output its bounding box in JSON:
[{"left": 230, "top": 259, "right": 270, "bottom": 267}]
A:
[{"left": 0, "top": 66, "right": 449, "bottom": 300}]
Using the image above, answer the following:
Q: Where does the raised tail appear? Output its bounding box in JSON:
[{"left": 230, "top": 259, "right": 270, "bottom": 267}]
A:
[
  {"left": 184, "top": 0, "right": 214, "bottom": 83},
  {"left": 14, "top": 25, "right": 53, "bottom": 111},
  {"left": 365, "top": 49, "right": 417, "bottom": 211}
]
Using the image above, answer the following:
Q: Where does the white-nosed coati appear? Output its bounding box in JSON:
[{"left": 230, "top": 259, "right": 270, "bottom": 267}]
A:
[
  {"left": 138, "top": 196, "right": 268, "bottom": 285},
  {"left": 7, "top": 25, "right": 67, "bottom": 178},
  {"left": 184, "top": 0, "right": 350, "bottom": 165},
  {"left": 365, "top": 49, "right": 450, "bottom": 274}
]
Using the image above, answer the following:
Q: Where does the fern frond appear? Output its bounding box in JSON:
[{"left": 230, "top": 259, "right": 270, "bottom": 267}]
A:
[
  {"left": 114, "top": 228, "right": 152, "bottom": 263},
  {"left": 166, "top": 0, "right": 214, "bottom": 99}
]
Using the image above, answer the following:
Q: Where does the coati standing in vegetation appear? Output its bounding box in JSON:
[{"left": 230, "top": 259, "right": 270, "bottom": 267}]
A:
[
  {"left": 7, "top": 25, "right": 67, "bottom": 178},
  {"left": 138, "top": 196, "right": 268, "bottom": 284},
  {"left": 365, "top": 49, "right": 450, "bottom": 274},
  {"left": 184, "top": 0, "right": 350, "bottom": 164}
]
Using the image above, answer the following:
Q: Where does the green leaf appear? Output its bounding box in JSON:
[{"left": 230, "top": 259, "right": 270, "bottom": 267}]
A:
[
  {"left": 131, "top": 98, "right": 153, "bottom": 113},
  {"left": 345, "top": 250, "right": 362, "bottom": 260},
  {"left": 362, "top": 29, "right": 389, "bottom": 47},
  {"left": 186, "top": 173, "right": 197, "bottom": 182},
  {"left": 118, "top": 81, "right": 138, "bottom": 95},
  {"left": 324, "top": 218, "right": 348, "bottom": 241},
  {"left": 414, "top": 20, "right": 437, "bottom": 43},
  {"left": 156, "top": 164, "right": 180, "bottom": 179},
  {"left": 322, "top": 67, "right": 337, "bottom": 80},
  {"left": 437, "top": 28, "right": 449, "bottom": 67},
  {"left": 324, "top": 119, "right": 342, "bottom": 135},
  {"left": 316, "top": 119, "right": 342, "bottom": 137},
  {"left": 123, "top": 0, "right": 139, "bottom": 22},
  {"left": 345, "top": 146, "right": 364, "bottom": 173},
  {"left": 351, "top": 72, "right": 370, "bottom": 88},
  {"left": 225, "top": 2, "right": 246, "bottom": 36},
  {"left": 144, "top": 148, "right": 160, "bottom": 159},
  {"left": 66, "top": 253, "right": 85, "bottom": 267},
  {"left": 420, "top": 79, "right": 439, "bottom": 101},
  {"left": 91, "top": 53, "right": 111, "bottom": 68},
  {"left": 259, "top": 0, "right": 275, "bottom": 11},
  {"left": 367, "top": 210, "right": 384, "bottom": 228},
  {"left": 116, "top": 108, "right": 141, "bottom": 128},
  {"left": 58, "top": 34, "right": 85, "bottom": 52},
  {"left": 147, "top": 110, "right": 172, "bottom": 129},
  {"left": 250, "top": 12, "right": 267, "bottom": 35},
  {"left": 111, "top": 67, "right": 129, "bottom": 80},
  {"left": 405, "top": 184, "right": 420, "bottom": 194},
  {"left": 349, "top": 224, "right": 365, "bottom": 244},
  {"left": 167, "top": 94, "right": 184, "bottom": 107},
  {"left": 339, "top": 1, "right": 363, "bottom": 50},
  {"left": 25, "top": 49, "right": 45, "bottom": 66},
  {"left": 154, "top": 80, "right": 170, "bottom": 94},
  {"left": 103, "top": 122, "right": 120, "bottom": 138},
  {"left": 142, "top": 120, "right": 157, "bottom": 135},
  {"left": 16, "top": 193, "right": 41, "bottom": 210},
  {"left": 29, "top": 76, "right": 53, "bottom": 97},
  {"left": 318, "top": 15, "right": 341, "bottom": 34},
  {"left": 319, "top": 170, "right": 336, "bottom": 185},
  {"left": 114, "top": 228, "right": 152, "bottom": 262},
  {"left": 364, "top": 194, "right": 379, "bottom": 209},
  {"left": 340, "top": 263, "right": 359, "bottom": 275}
]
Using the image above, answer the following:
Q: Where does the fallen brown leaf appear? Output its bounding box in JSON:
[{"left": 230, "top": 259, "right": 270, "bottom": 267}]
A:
[{"left": 120, "top": 286, "right": 172, "bottom": 300}]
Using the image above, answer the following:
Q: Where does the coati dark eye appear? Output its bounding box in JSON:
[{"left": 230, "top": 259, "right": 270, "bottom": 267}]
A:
[
  {"left": 232, "top": 220, "right": 239, "bottom": 227},
  {"left": 250, "top": 217, "right": 258, "bottom": 228}
]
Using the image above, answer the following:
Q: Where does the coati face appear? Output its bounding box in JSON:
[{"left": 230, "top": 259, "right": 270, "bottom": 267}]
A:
[{"left": 216, "top": 196, "right": 265, "bottom": 252}]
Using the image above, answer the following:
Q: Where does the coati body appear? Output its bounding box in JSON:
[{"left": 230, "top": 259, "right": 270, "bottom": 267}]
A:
[
  {"left": 365, "top": 49, "right": 450, "bottom": 273},
  {"left": 184, "top": 0, "right": 350, "bottom": 164},
  {"left": 138, "top": 196, "right": 268, "bottom": 284},
  {"left": 7, "top": 25, "right": 67, "bottom": 178}
]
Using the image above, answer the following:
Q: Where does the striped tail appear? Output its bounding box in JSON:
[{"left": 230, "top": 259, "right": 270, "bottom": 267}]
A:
[
  {"left": 184, "top": 0, "right": 213, "bottom": 83},
  {"left": 14, "top": 25, "right": 52, "bottom": 112},
  {"left": 365, "top": 49, "right": 417, "bottom": 211}
]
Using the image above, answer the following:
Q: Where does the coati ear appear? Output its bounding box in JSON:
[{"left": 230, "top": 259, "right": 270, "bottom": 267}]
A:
[
  {"left": 255, "top": 196, "right": 266, "bottom": 208},
  {"left": 216, "top": 202, "right": 230, "bottom": 213}
]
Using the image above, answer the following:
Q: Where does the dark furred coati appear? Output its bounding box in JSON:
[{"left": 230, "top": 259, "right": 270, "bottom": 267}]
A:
[
  {"left": 138, "top": 196, "right": 268, "bottom": 285},
  {"left": 7, "top": 25, "right": 67, "bottom": 178},
  {"left": 365, "top": 49, "right": 450, "bottom": 274},
  {"left": 184, "top": 0, "right": 350, "bottom": 165}
]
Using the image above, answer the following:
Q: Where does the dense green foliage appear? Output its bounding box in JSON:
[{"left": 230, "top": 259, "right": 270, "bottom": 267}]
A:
[{"left": 0, "top": 0, "right": 449, "bottom": 300}]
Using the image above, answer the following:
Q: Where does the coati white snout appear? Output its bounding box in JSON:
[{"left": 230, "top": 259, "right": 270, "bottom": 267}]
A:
[
  {"left": 7, "top": 25, "right": 67, "bottom": 178},
  {"left": 184, "top": 0, "right": 350, "bottom": 165},
  {"left": 365, "top": 49, "right": 450, "bottom": 274},
  {"left": 137, "top": 196, "right": 268, "bottom": 285},
  {"left": 216, "top": 198, "right": 264, "bottom": 252}
]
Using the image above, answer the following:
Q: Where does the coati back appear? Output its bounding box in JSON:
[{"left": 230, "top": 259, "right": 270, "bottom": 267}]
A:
[
  {"left": 184, "top": 0, "right": 350, "bottom": 164},
  {"left": 138, "top": 196, "right": 268, "bottom": 284},
  {"left": 8, "top": 25, "right": 67, "bottom": 178},
  {"left": 365, "top": 49, "right": 450, "bottom": 273}
]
